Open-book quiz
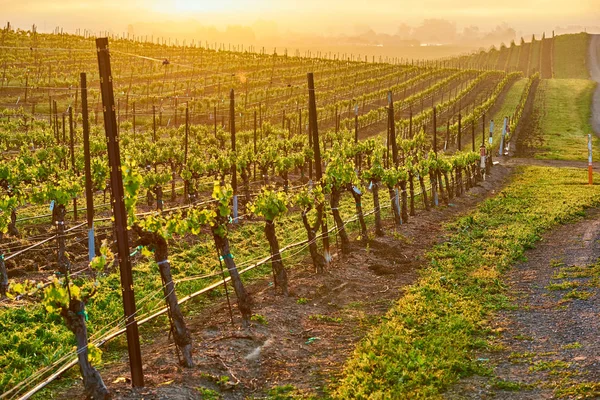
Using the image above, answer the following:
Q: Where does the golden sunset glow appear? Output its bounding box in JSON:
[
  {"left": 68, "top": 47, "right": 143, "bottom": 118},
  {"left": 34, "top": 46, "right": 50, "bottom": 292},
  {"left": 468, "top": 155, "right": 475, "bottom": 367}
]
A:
[
  {"left": 4, "top": 0, "right": 599, "bottom": 34},
  {"left": 154, "top": 0, "right": 243, "bottom": 14},
  {"left": 0, "top": 0, "right": 596, "bottom": 60}
]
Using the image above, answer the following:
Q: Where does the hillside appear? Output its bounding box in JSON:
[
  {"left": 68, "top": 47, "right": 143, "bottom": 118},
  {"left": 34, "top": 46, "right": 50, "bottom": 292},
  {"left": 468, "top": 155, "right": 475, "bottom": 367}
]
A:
[{"left": 454, "top": 33, "right": 590, "bottom": 79}]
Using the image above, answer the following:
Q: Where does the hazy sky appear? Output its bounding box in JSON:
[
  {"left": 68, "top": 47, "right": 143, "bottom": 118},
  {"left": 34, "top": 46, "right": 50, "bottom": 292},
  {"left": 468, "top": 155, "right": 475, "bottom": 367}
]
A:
[{"left": 2, "top": 0, "right": 599, "bottom": 36}]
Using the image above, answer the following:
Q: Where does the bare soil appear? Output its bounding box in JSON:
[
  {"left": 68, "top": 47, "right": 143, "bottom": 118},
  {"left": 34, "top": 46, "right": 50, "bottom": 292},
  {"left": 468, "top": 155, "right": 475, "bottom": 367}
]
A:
[
  {"left": 58, "top": 166, "right": 512, "bottom": 400},
  {"left": 444, "top": 208, "right": 600, "bottom": 399}
]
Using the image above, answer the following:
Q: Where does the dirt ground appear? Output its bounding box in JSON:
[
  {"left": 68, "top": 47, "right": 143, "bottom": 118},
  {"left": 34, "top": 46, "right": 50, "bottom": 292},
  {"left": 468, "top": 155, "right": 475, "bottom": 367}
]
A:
[
  {"left": 444, "top": 207, "right": 600, "bottom": 399},
  {"left": 56, "top": 167, "right": 512, "bottom": 400}
]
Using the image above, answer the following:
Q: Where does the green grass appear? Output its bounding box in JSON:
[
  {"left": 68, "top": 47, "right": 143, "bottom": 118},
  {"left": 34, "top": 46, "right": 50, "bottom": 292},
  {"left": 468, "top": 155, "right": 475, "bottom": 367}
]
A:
[
  {"left": 334, "top": 166, "right": 600, "bottom": 399},
  {"left": 534, "top": 79, "right": 599, "bottom": 161},
  {"left": 553, "top": 33, "right": 590, "bottom": 79},
  {"left": 492, "top": 378, "right": 535, "bottom": 391}
]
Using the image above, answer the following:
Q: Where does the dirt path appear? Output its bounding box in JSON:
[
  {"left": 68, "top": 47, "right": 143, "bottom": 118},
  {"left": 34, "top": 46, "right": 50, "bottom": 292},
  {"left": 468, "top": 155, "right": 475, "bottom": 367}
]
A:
[
  {"left": 590, "top": 34, "right": 600, "bottom": 133},
  {"left": 56, "top": 168, "right": 512, "bottom": 400},
  {"left": 445, "top": 208, "right": 600, "bottom": 399}
]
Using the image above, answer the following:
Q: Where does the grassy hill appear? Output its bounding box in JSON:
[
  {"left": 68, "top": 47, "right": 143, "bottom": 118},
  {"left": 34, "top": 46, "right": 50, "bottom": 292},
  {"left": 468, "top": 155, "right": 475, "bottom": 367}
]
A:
[
  {"left": 553, "top": 33, "right": 590, "bottom": 79},
  {"left": 455, "top": 32, "right": 590, "bottom": 80}
]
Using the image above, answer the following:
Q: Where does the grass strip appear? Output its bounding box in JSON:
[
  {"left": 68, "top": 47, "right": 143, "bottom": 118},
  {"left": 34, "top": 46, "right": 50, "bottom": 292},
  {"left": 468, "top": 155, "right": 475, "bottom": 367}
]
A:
[
  {"left": 534, "top": 79, "right": 598, "bottom": 161},
  {"left": 335, "top": 166, "right": 600, "bottom": 399}
]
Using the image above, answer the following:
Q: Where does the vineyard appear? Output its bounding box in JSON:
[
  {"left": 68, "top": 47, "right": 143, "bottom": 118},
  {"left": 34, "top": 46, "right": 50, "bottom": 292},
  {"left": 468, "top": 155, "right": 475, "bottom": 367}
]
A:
[{"left": 0, "top": 24, "right": 558, "bottom": 399}]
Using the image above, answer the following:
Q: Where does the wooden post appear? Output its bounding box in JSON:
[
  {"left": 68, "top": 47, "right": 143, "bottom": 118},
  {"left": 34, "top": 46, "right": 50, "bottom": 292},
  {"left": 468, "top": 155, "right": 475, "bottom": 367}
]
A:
[
  {"left": 482, "top": 112, "right": 486, "bottom": 146},
  {"left": 388, "top": 91, "right": 398, "bottom": 166},
  {"left": 174, "top": 97, "right": 178, "bottom": 126},
  {"left": 49, "top": 95, "right": 53, "bottom": 126},
  {"left": 457, "top": 113, "right": 462, "bottom": 151},
  {"left": 354, "top": 105, "right": 360, "bottom": 169},
  {"left": 433, "top": 107, "right": 437, "bottom": 154},
  {"left": 253, "top": 110, "right": 257, "bottom": 180},
  {"left": 81, "top": 73, "right": 95, "bottom": 261},
  {"left": 152, "top": 105, "right": 156, "bottom": 142},
  {"left": 62, "top": 114, "right": 66, "bottom": 150},
  {"left": 589, "top": 134, "right": 593, "bottom": 185},
  {"left": 445, "top": 120, "right": 450, "bottom": 152},
  {"left": 54, "top": 100, "right": 59, "bottom": 143},
  {"left": 307, "top": 72, "right": 329, "bottom": 263},
  {"left": 230, "top": 89, "right": 238, "bottom": 223},
  {"left": 184, "top": 105, "right": 189, "bottom": 200},
  {"left": 211, "top": 105, "right": 216, "bottom": 138},
  {"left": 472, "top": 121, "right": 475, "bottom": 152},
  {"left": 96, "top": 37, "right": 144, "bottom": 388},
  {"left": 69, "top": 106, "right": 77, "bottom": 221}
]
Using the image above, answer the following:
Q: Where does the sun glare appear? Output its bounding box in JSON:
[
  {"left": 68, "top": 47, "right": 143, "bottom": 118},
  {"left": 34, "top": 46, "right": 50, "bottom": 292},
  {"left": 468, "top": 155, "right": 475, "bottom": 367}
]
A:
[{"left": 156, "top": 0, "right": 240, "bottom": 14}]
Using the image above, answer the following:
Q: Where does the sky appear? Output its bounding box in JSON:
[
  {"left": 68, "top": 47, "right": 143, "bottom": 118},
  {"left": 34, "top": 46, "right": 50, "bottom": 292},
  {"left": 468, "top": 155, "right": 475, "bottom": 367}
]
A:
[{"left": 2, "top": 0, "right": 599, "bottom": 42}]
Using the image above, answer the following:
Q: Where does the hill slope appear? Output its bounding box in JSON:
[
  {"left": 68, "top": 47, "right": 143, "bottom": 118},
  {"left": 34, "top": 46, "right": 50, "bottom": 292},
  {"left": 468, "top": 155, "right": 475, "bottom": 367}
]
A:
[{"left": 455, "top": 33, "right": 590, "bottom": 79}]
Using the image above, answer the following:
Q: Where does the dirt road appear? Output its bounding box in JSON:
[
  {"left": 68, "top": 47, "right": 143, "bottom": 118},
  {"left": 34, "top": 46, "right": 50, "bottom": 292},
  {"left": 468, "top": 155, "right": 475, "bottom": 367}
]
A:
[
  {"left": 589, "top": 34, "right": 600, "bottom": 133},
  {"left": 445, "top": 208, "right": 600, "bottom": 399}
]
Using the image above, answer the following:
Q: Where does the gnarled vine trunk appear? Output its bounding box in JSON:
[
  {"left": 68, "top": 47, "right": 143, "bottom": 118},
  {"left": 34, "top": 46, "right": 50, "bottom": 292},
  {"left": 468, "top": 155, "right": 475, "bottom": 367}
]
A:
[
  {"left": 146, "top": 189, "right": 154, "bottom": 206},
  {"left": 54, "top": 204, "right": 70, "bottom": 276},
  {"left": 241, "top": 168, "right": 251, "bottom": 213},
  {"left": 7, "top": 209, "right": 18, "bottom": 237},
  {"left": 399, "top": 180, "right": 409, "bottom": 223},
  {"left": 170, "top": 161, "right": 176, "bottom": 202},
  {"left": 418, "top": 173, "right": 430, "bottom": 211},
  {"left": 330, "top": 188, "right": 350, "bottom": 254},
  {"left": 301, "top": 208, "right": 327, "bottom": 273},
  {"left": 371, "top": 181, "right": 384, "bottom": 236},
  {"left": 264, "top": 220, "right": 288, "bottom": 295},
  {"left": 133, "top": 226, "right": 193, "bottom": 367},
  {"left": 444, "top": 172, "right": 453, "bottom": 201},
  {"left": 154, "top": 185, "right": 164, "bottom": 211},
  {"left": 212, "top": 230, "right": 252, "bottom": 327},
  {"left": 260, "top": 166, "right": 270, "bottom": 185},
  {"left": 429, "top": 170, "right": 438, "bottom": 208},
  {"left": 409, "top": 172, "right": 416, "bottom": 216},
  {"left": 465, "top": 165, "right": 473, "bottom": 190},
  {"left": 348, "top": 185, "right": 368, "bottom": 240},
  {"left": 388, "top": 186, "right": 401, "bottom": 226},
  {"left": 282, "top": 171, "right": 289, "bottom": 192},
  {"left": 455, "top": 167, "right": 463, "bottom": 197},
  {"left": 0, "top": 256, "right": 7, "bottom": 298},
  {"left": 437, "top": 169, "right": 448, "bottom": 205},
  {"left": 61, "top": 299, "right": 111, "bottom": 400}
]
